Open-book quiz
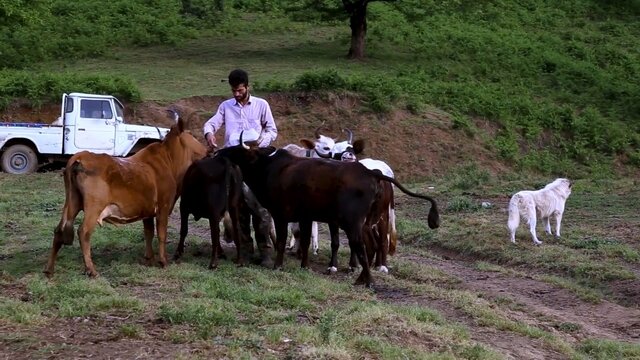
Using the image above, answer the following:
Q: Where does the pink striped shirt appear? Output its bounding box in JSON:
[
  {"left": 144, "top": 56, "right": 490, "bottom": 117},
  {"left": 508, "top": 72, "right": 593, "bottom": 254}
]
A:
[{"left": 203, "top": 95, "right": 277, "bottom": 148}]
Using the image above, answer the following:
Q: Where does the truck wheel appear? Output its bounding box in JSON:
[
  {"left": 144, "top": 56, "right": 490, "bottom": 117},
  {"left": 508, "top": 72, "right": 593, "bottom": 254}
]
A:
[{"left": 1, "top": 144, "right": 39, "bottom": 174}]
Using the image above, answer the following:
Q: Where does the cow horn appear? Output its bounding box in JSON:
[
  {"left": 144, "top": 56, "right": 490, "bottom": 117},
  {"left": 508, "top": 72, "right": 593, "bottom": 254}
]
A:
[
  {"left": 314, "top": 125, "right": 323, "bottom": 139},
  {"left": 343, "top": 128, "right": 353, "bottom": 144},
  {"left": 239, "top": 131, "right": 250, "bottom": 150},
  {"left": 166, "top": 109, "right": 179, "bottom": 123}
]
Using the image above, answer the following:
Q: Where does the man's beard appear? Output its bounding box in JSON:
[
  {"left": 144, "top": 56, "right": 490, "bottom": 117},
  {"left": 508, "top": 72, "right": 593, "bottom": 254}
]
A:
[{"left": 235, "top": 92, "right": 249, "bottom": 103}]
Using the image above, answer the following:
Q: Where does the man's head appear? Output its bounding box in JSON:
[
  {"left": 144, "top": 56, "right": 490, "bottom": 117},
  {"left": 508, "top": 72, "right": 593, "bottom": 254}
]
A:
[{"left": 229, "top": 69, "right": 249, "bottom": 103}]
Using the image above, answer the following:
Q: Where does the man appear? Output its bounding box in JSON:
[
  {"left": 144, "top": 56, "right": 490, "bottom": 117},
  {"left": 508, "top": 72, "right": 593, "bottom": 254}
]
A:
[{"left": 203, "top": 69, "right": 278, "bottom": 267}]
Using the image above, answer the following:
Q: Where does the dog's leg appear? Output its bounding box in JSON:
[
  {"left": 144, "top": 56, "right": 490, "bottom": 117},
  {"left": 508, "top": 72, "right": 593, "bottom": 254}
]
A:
[
  {"left": 543, "top": 216, "right": 552, "bottom": 235},
  {"left": 527, "top": 209, "right": 542, "bottom": 245},
  {"left": 554, "top": 212, "right": 563, "bottom": 238}
]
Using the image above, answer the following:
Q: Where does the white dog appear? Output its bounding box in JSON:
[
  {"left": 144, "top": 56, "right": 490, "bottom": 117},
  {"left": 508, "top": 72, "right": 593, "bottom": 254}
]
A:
[{"left": 508, "top": 178, "right": 572, "bottom": 245}]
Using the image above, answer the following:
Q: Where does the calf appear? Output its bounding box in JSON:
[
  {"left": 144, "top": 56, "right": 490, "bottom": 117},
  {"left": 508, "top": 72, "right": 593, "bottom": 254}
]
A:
[
  {"left": 331, "top": 130, "right": 398, "bottom": 272},
  {"left": 216, "top": 134, "right": 439, "bottom": 288},
  {"left": 282, "top": 126, "right": 335, "bottom": 255},
  {"left": 174, "top": 154, "right": 245, "bottom": 269}
]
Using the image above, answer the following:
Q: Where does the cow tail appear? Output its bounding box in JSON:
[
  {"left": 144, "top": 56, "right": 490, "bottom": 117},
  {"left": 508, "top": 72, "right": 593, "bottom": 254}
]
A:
[
  {"left": 54, "top": 160, "right": 83, "bottom": 246},
  {"left": 388, "top": 185, "right": 398, "bottom": 256},
  {"left": 369, "top": 171, "right": 440, "bottom": 229}
]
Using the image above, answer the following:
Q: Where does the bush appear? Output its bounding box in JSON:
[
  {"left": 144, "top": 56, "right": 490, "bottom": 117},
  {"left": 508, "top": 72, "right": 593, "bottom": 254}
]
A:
[{"left": 0, "top": 70, "right": 141, "bottom": 109}]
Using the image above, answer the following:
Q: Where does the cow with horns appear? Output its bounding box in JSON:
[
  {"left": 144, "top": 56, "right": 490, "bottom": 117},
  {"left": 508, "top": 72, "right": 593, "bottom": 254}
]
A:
[{"left": 215, "top": 132, "right": 440, "bottom": 288}]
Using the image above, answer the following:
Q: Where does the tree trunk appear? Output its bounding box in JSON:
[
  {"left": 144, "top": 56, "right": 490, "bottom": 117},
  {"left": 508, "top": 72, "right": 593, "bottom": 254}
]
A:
[{"left": 346, "top": 1, "right": 368, "bottom": 59}]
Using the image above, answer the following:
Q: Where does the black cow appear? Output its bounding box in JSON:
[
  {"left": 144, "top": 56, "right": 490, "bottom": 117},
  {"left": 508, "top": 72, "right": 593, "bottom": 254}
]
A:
[
  {"left": 174, "top": 154, "right": 245, "bottom": 269},
  {"left": 215, "top": 135, "right": 439, "bottom": 288}
]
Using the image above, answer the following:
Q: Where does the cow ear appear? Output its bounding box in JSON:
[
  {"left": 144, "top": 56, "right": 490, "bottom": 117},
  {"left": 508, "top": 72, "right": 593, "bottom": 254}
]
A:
[
  {"left": 299, "top": 139, "right": 315, "bottom": 149},
  {"left": 352, "top": 139, "right": 365, "bottom": 154}
]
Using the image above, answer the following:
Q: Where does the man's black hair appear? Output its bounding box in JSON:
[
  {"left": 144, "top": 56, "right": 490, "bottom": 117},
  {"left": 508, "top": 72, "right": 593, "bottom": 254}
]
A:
[{"left": 228, "top": 69, "right": 249, "bottom": 87}]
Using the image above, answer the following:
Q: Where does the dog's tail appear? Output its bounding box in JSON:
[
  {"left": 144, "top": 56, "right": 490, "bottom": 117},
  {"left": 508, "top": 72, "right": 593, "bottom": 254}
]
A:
[{"left": 507, "top": 194, "right": 521, "bottom": 239}]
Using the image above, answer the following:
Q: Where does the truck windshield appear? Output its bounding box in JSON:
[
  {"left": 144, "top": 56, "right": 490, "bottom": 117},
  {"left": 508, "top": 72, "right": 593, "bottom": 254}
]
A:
[{"left": 114, "top": 101, "right": 124, "bottom": 120}]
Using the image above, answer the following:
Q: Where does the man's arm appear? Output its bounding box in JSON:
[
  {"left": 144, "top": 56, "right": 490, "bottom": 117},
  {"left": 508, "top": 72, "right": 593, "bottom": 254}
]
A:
[
  {"left": 203, "top": 103, "right": 225, "bottom": 148},
  {"left": 258, "top": 103, "right": 277, "bottom": 147}
]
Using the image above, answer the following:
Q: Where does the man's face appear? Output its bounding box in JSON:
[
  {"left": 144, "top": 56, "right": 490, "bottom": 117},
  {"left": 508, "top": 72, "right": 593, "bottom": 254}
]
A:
[{"left": 231, "top": 84, "right": 249, "bottom": 103}]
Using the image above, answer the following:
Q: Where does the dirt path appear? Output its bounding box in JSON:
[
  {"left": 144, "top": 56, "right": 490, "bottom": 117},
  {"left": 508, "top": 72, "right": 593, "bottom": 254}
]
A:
[{"left": 376, "top": 248, "right": 640, "bottom": 359}]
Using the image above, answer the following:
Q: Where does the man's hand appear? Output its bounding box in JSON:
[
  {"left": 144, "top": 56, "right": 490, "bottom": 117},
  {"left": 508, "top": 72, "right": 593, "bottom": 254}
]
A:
[
  {"left": 257, "top": 134, "right": 271, "bottom": 148},
  {"left": 205, "top": 133, "right": 218, "bottom": 150}
]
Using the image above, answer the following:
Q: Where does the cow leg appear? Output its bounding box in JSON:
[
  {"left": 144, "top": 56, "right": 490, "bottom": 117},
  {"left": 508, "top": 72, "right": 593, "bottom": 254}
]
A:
[
  {"left": 173, "top": 205, "right": 189, "bottom": 261},
  {"left": 208, "top": 217, "right": 221, "bottom": 269},
  {"left": 228, "top": 205, "right": 245, "bottom": 266},
  {"left": 273, "top": 220, "right": 289, "bottom": 270},
  {"left": 143, "top": 218, "right": 156, "bottom": 265},
  {"left": 45, "top": 199, "right": 82, "bottom": 277},
  {"left": 327, "top": 222, "right": 340, "bottom": 273},
  {"left": 156, "top": 215, "right": 170, "bottom": 268},
  {"left": 348, "top": 248, "right": 359, "bottom": 272},
  {"left": 311, "top": 221, "right": 319, "bottom": 255},
  {"left": 44, "top": 232, "right": 66, "bottom": 278},
  {"left": 298, "top": 221, "right": 313, "bottom": 269},
  {"left": 375, "top": 216, "right": 389, "bottom": 274},
  {"left": 346, "top": 225, "right": 373, "bottom": 288},
  {"left": 77, "top": 215, "right": 99, "bottom": 277}
]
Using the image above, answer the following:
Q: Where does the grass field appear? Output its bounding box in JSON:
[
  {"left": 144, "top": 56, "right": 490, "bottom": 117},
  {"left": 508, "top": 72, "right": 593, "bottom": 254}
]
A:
[{"left": 1, "top": 172, "right": 639, "bottom": 359}]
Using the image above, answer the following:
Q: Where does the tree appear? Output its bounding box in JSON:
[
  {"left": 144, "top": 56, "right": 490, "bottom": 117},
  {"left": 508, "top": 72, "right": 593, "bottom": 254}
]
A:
[
  {"left": 288, "top": 0, "right": 399, "bottom": 59},
  {"left": 343, "top": 0, "right": 397, "bottom": 59}
]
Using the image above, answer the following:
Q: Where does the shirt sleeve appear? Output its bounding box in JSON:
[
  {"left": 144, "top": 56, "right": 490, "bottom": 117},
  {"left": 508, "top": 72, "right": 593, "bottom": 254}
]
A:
[
  {"left": 203, "top": 103, "right": 225, "bottom": 137},
  {"left": 259, "top": 103, "right": 277, "bottom": 146}
]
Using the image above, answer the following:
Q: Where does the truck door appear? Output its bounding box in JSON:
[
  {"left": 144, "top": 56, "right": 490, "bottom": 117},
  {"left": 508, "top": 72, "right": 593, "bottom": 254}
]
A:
[{"left": 74, "top": 99, "right": 117, "bottom": 153}]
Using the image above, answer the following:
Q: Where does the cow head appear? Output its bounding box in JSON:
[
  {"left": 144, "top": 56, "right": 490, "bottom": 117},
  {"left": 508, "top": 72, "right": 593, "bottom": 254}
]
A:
[
  {"left": 164, "top": 110, "right": 207, "bottom": 165},
  {"left": 331, "top": 128, "right": 365, "bottom": 162},
  {"left": 298, "top": 126, "right": 335, "bottom": 158}
]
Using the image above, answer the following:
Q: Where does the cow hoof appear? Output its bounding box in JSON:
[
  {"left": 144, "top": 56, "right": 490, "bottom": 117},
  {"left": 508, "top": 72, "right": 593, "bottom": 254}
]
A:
[
  {"left": 533, "top": 240, "right": 543, "bottom": 246},
  {"left": 143, "top": 257, "right": 156, "bottom": 267},
  {"left": 326, "top": 266, "right": 338, "bottom": 274},
  {"left": 376, "top": 266, "right": 389, "bottom": 274},
  {"left": 313, "top": 250, "right": 319, "bottom": 256},
  {"left": 43, "top": 270, "right": 54, "bottom": 279},
  {"left": 208, "top": 263, "right": 218, "bottom": 270},
  {"left": 84, "top": 269, "right": 99, "bottom": 278}
]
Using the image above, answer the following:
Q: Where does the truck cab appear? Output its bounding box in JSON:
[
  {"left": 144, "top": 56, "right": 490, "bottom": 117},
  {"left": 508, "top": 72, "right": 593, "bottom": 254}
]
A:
[{"left": 0, "top": 93, "right": 170, "bottom": 174}]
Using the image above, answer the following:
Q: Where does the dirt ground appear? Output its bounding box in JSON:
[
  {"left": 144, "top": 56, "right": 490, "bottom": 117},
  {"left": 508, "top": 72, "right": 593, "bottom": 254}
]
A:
[{"left": 2, "top": 95, "right": 639, "bottom": 359}]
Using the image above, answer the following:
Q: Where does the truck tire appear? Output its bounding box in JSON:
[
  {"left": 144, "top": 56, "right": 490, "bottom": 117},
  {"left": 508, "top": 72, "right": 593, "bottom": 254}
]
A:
[{"left": 1, "top": 144, "right": 39, "bottom": 174}]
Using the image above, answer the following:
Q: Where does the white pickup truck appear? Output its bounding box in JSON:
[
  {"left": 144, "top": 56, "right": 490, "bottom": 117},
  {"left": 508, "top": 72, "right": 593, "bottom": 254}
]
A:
[{"left": 0, "top": 92, "right": 170, "bottom": 174}]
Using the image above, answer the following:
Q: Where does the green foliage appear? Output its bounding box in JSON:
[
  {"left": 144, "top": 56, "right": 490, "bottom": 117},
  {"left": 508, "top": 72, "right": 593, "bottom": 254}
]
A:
[
  {"left": 447, "top": 196, "right": 481, "bottom": 212},
  {"left": 578, "top": 339, "right": 640, "bottom": 359},
  {"left": 0, "top": 70, "right": 141, "bottom": 109},
  {"left": 0, "top": 0, "right": 196, "bottom": 69},
  {"left": 446, "top": 163, "right": 492, "bottom": 191},
  {"left": 2, "top": 0, "right": 640, "bottom": 168}
]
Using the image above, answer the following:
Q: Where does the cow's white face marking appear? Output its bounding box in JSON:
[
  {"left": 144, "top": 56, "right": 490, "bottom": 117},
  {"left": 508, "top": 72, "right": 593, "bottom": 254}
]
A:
[{"left": 315, "top": 135, "right": 336, "bottom": 157}]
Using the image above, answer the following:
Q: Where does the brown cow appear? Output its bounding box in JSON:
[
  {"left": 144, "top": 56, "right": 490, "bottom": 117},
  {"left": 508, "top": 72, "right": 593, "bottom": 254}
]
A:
[{"left": 44, "top": 113, "right": 207, "bottom": 278}]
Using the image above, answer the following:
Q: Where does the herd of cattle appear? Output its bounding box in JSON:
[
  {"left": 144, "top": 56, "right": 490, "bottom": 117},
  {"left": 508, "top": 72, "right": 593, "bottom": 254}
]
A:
[{"left": 44, "top": 112, "right": 440, "bottom": 288}]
